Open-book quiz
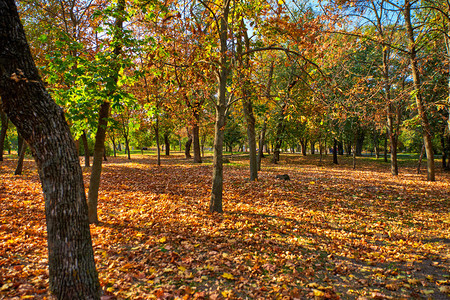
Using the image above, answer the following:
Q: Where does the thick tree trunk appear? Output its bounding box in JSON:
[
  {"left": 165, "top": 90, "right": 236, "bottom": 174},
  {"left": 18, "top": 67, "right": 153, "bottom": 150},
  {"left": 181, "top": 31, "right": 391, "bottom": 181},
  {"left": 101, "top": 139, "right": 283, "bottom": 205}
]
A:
[
  {"left": 0, "top": 1, "right": 100, "bottom": 297},
  {"left": 338, "top": 140, "right": 344, "bottom": 155},
  {"left": 0, "top": 110, "right": 8, "bottom": 161},
  {"left": 310, "top": 141, "right": 315, "bottom": 155},
  {"left": 81, "top": 131, "right": 90, "bottom": 167},
  {"left": 88, "top": 101, "right": 110, "bottom": 224},
  {"left": 164, "top": 132, "right": 170, "bottom": 156},
  {"left": 301, "top": 139, "right": 307, "bottom": 156},
  {"left": 404, "top": 0, "right": 435, "bottom": 181}
]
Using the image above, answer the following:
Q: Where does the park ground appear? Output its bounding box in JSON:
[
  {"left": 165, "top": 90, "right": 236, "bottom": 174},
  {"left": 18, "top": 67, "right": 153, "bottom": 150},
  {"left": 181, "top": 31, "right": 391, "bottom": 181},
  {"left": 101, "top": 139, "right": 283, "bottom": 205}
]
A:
[{"left": 0, "top": 152, "right": 449, "bottom": 299}]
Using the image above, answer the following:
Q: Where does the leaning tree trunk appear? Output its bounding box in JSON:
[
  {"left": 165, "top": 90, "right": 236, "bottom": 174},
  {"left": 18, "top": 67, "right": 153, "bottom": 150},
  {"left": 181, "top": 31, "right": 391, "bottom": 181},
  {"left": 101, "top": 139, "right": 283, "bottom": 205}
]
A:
[
  {"left": 0, "top": 1, "right": 100, "bottom": 298},
  {"left": 88, "top": 0, "right": 125, "bottom": 223},
  {"left": 14, "top": 138, "right": 26, "bottom": 175},
  {"left": 87, "top": 101, "right": 110, "bottom": 224},
  {"left": 0, "top": 110, "right": 8, "bottom": 161},
  {"left": 81, "top": 130, "right": 90, "bottom": 167},
  {"left": 404, "top": 0, "right": 435, "bottom": 181}
]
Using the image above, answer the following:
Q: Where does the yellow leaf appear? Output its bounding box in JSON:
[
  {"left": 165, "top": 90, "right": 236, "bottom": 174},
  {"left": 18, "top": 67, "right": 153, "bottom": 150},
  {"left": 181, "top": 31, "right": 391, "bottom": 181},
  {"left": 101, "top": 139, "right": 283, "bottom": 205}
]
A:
[
  {"left": 222, "top": 273, "right": 234, "bottom": 280},
  {"left": 422, "top": 289, "right": 435, "bottom": 295},
  {"left": 313, "top": 289, "right": 324, "bottom": 297},
  {"left": 439, "top": 286, "right": 450, "bottom": 294},
  {"left": 309, "top": 181, "right": 315, "bottom": 184},
  {"left": 178, "top": 266, "right": 186, "bottom": 272},
  {"left": 159, "top": 237, "right": 167, "bottom": 243},
  {"left": 106, "top": 287, "right": 114, "bottom": 292}
]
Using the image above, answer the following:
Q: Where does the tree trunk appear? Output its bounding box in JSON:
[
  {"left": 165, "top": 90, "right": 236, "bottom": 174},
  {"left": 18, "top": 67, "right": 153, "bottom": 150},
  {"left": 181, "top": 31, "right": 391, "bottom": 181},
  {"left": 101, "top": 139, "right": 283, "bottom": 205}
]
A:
[
  {"left": 310, "top": 140, "right": 315, "bottom": 155},
  {"left": 384, "top": 131, "right": 388, "bottom": 162},
  {"left": 257, "top": 117, "right": 267, "bottom": 171},
  {"left": 155, "top": 116, "right": 160, "bottom": 166},
  {"left": 193, "top": 120, "right": 202, "bottom": 163},
  {"left": 185, "top": 127, "right": 192, "bottom": 158},
  {"left": 88, "top": 0, "right": 125, "bottom": 223},
  {"left": 272, "top": 102, "right": 287, "bottom": 164},
  {"left": 338, "top": 140, "right": 344, "bottom": 155},
  {"left": 81, "top": 131, "right": 90, "bottom": 167},
  {"left": 124, "top": 135, "right": 131, "bottom": 160},
  {"left": 210, "top": 0, "right": 230, "bottom": 213},
  {"left": 417, "top": 143, "right": 425, "bottom": 174},
  {"left": 333, "top": 138, "right": 338, "bottom": 164},
  {"left": 238, "top": 27, "right": 257, "bottom": 180},
  {"left": 164, "top": 132, "right": 170, "bottom": 156},
  {"left": 0, "top": 110, "right": 8, "bottom": 161},
  {"left": 111, "top": 136, "right": 116, "bottom": 157},
  {"left": 301, "top": 139, "right": 307, "bottom": 156},
  {"left": 243, "top": 97, "right": 257, "bottom": 180},
  {"left": 15, "top": 138, "right": 27, "bottom": 175},
  {"left": 0, "top": 1, "right": 100, "bottom": 297},
  {"left": 87, "top": 101, "right": 110, "bottom": 224},
  {"left": 355, "top": 130, "right": 364, "bottom": 156},
  {"left": 404, "top": 0, "right": 435, "bottom": 181}
]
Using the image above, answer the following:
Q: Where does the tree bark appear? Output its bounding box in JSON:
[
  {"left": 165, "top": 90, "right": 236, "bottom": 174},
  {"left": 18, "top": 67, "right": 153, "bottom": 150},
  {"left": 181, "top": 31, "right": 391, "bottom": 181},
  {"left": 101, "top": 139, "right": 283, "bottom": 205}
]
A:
[
  {"left": 164, "top": 132, "right": 170, "bottom": 156},
  {"left": 87, "top": 101, "right": 110, "bottom": 224},
  {"left": 210, "top": 0, "right": 230, "bottom": 213},
  {"left": 0, "top": 1, "right": 100, "bottom": 297},
  {"left": 257, "top": 117, "right": 267, "bottom": 171},
  {"left": 185, "top": 127, "right": 192, "bottom": 158},
  {"left": 81, "top": 131, "right": 90, "bottom": 167},
  {"left": 88, "top": 0, "right": 125, "bottom": 223},
  {"left": 333, "top": 138, "right": 338, "bottom": 164},
  {"left": 272, "top": 102, "right": 287, "bottom": 164},
  {"left": 155, "top": 116, "right": 161, "bottom": 166},
  {"left": 404, "top": 0, "right": 435, "bottom": 181},
  {"left": 0, "top": 110, "right": 8, "bottom": 161},
  {"left": 15, "top": 137, "right": 26, "bottom": 175},
  {"left": 193, "top": 118, "right": 202, "bottom": 163}
]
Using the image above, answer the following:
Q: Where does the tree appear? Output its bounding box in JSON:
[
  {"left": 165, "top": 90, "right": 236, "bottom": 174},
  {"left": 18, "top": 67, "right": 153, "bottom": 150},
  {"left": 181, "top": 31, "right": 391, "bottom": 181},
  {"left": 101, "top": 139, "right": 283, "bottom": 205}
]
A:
[
  {"left": 0, "top": 0, "right": 100, "bottom": 298},
  {"left": 403, "top": 0, "right": 435, "bottom": 181},
  {"left": 88, "top": 0, "right": 126, "bottom": 223}
]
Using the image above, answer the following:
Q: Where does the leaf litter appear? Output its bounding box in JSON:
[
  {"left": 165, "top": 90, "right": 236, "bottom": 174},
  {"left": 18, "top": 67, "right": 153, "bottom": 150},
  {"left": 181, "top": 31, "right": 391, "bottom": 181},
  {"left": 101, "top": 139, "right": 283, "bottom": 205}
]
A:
[{"left": 0, "top": 154, "right": 449, "bottom": 299}]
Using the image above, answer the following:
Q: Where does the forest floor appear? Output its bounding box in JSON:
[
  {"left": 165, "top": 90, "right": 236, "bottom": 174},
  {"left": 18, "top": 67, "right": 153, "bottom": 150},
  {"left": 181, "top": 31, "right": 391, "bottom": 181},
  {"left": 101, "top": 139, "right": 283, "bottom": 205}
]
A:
[{"left": 0, "top": 153, "right": 449, "bottom": 299}]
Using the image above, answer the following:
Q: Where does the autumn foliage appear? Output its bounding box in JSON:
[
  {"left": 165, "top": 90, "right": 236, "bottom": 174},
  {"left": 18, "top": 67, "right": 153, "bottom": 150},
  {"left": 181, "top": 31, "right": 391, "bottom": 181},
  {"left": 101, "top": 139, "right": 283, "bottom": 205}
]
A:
[{"left": 1, "top": 154, "right": 449, "bottom": 299}]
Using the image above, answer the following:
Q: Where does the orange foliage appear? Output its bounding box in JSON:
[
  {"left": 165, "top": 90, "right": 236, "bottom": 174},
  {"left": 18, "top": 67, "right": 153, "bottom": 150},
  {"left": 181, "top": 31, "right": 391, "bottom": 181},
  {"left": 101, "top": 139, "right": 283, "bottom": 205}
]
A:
[{"left": 1, "top": 155, "right": 449, "bottom": 299}]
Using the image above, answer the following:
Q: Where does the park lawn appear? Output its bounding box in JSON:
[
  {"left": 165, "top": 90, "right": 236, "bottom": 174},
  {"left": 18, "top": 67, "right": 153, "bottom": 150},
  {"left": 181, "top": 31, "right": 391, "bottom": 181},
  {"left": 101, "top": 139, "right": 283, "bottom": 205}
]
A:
[{"left": 0, "top": 154, "right": 449, "bottom": 299}]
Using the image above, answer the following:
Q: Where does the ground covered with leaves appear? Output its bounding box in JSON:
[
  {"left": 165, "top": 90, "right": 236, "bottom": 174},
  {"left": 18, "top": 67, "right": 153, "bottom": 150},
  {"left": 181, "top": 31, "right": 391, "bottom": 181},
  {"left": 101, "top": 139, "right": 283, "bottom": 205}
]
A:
[{"left": 1, "top": 153, "right": 449, "bottom": 299}]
